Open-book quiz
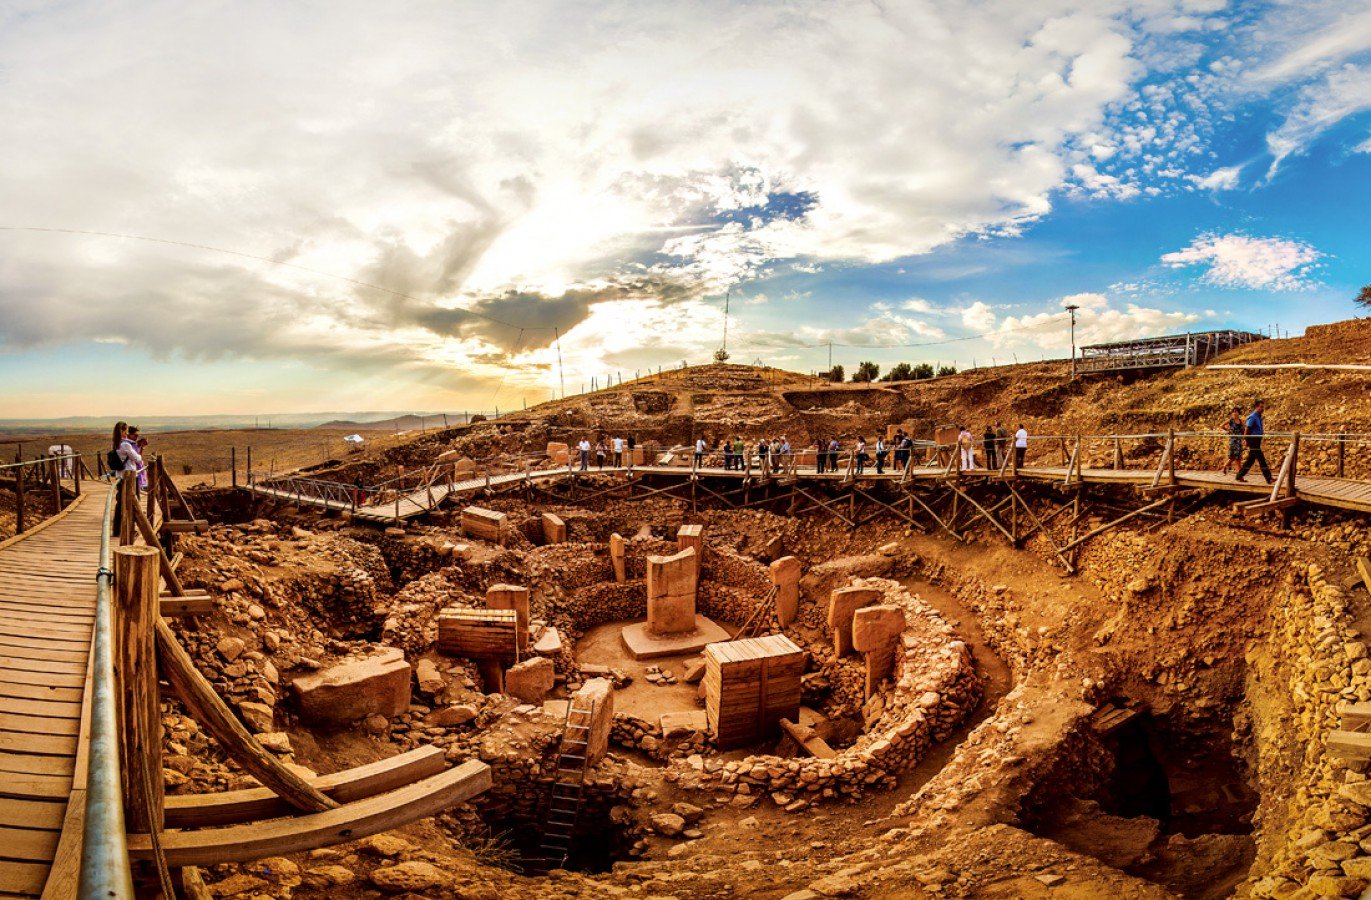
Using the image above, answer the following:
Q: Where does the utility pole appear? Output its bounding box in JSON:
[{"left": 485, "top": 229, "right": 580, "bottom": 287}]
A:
[
  {"left": 554, "top": 327, "right": 566, "bottom": 399},
  {"left": 828, "top": 340, "right": 833, "bottom": 371},
  {"left": 1065, "top": 303, "right": 1081, "bottom": 379}
]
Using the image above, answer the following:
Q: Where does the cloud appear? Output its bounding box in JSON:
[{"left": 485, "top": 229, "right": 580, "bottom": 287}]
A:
[
  {"left": 1188, "top": 165, "right": 1244, "bottom": 191},
  {"left": 1265, "top": 65, "right": 1371, "bottom": 175},
  {"left": 978, "top": 291, "right": 1201, "bottom": 351},
  {"left": 961, "top": 301, "right": 998, "bottom": 332},
  {"left": 1160, "top": 233, "right": 1323, "bottom": 290}
]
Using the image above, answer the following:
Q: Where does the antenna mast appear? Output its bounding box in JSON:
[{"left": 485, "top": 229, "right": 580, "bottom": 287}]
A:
[{"left": 714, "top": 290, "right": 731, "bottom": 363}]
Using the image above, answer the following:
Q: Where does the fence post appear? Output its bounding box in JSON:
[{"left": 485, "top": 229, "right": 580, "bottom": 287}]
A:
[
  {"left": 15, "top": 457, "right": 25, "bottom": 534},
  {"left": 113, "top": 544, "right": 164, "bottom": 833},
  {"left": 73, "top": 452, "right": 81, "bottom": 497},
  {"left": 246, "top": 446, "right": 253, "bottom": 487},
  {"left": 1113, "top": 438, "right": 1123, "bottom": 471},
  {"left": 50, "top": 456, "right": 62, "bottom": 513},
  {"left": 231, "top": 447, "right": 238, "bottom": 488},
  {"left": 1338, "top": 434, "right": 1346, "bottom": 479}
]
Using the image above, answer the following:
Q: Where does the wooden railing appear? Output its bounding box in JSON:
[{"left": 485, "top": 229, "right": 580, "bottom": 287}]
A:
[{"left": 0, "top": 451, "right": 87, "bottom": 535}]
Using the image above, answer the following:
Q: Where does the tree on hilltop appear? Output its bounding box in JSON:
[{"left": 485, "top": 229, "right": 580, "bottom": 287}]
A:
[
  {"left": 882, "top": 362, "right": 914, "bottom": 382},
  {"left": 852, "top": 361, "right": 880, "bottom": 382},
  {"left": 825, "top": 364, "right": 845, "bottom": 382},
  {"left": 1357, "top": 285, "right": 1371, "bottom": 311}
]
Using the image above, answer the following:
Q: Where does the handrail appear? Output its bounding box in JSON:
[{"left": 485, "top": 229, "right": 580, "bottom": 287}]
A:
[
  {"left": 0, "top": 451, "right": 83, "bottom": 473},
  {"left": 79, "top": 475, "right": 135, "bottom": 899}
]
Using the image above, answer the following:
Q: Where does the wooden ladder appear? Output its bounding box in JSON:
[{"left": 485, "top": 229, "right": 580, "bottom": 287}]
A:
[{"left": 532, "top": 700, "right": 597, "bottom": 872}]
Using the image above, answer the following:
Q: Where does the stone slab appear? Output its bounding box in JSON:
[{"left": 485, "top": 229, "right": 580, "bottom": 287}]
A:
[
  {"left": 541, "top": 512, "right": 567, "bottom": 544},
  {"left": 293, "top": 646, "right": 412, "bottom": 726},
  {"left": 770, "top": 556, "right": 802, "bottom": 627},
  {"left": 620, "top": 615, "right": 731, "bottom": 660},
  {"left": 660, "top": 710, "right": 709, "bottom": 738},
  {"left": 504, "top": 656, "right": 555, "bottom": 704},
  {"left": 532, "top": 625, "right": 563, "bottom": 656}
]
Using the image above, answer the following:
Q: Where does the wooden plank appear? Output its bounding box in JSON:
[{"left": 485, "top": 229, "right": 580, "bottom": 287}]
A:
[
  {"left": 0, "top": 683, "right": 84, "bottom": 705},
  {"left": 128, "top": 760, "right": 492, "bottom": 866},
  {"left": 164, "top": 745, "right": 447, "bottom": 828},
  {"left": 1341, "top": 702, "right": 1371, "bottom": 731},
  {"left": 39, "top": 788, "right": 84, "bottom": 900},
  {"left": 0, "top": 667, "right": 87, "bottom": 689},
  {"left": 0, "top": 860, "right": 49, "bottom": 896},
  {"left": 0, "top": 753, "right": 73, "bottom": 778},
  {"left": 160, "top": 595, "right": 214, "bottom": 617},
  {"left": 161, "top": 520, "right": 209, "bottom": 534},
  {"left": 0, "top": 696, "right": 82, "bottom": 721},
  {"left": 1357, "top": 558, "right": 1371, "bottom": 601},
  {"left": 0, "top": 797, "right": 66, "bottom": 831},
  {"left": 1237, "top": 497, "right": 1299, "bottom": 517},
  {"left": 0, "top": 731, "right": 77, "bottom": 757},
  {"left": 0, "top": 827, "right": 60, "bottom": 863},
  {"left": 0, "top": 644, "right": 89, "bottom": 666},
  {"left": 0, "top": 770, "right": 71, "bottom": 800}
]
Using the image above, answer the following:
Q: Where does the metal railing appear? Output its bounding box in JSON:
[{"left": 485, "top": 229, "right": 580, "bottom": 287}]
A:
[{"left": 78, "top": 474, "right": 135, "bottom": 898}]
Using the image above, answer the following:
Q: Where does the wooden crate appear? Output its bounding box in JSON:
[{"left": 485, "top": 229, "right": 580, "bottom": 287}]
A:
[
  {"left": 462, "top": 506, "right": 507, "bottom": 542},
  {"left": 437, "top": 607, "right": 518, "bottom": 661},
  {"left": 704, "top": 634, "right": 804, "bottom": 750}
]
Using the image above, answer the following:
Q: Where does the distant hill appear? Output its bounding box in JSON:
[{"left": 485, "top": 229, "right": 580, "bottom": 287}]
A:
[{"left": 0, "top": 411, "right": 478, "bottom": 436}]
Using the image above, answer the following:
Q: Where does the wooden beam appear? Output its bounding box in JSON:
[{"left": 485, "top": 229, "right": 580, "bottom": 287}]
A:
[
  {"left": 127, "top": 761, "right": 492, "bottom": 866},
  {"left": 160, "top": 593, "right": 214, "bottom": 617},
  {"left": 944, "top": 482, "right": 1016, "bottom": 544},
  {"left": 1006, "top": 485, "right": 1074, "bottom": 574},
  {"left": 164, "top": 746, "right": 447, "bottom": 828},
  {"left": 1237, "top": 497, "right": 1299, "bottom": 517},
  {"left": 162, "top": 520, "right": 209, "bottom": 534},
  {"left": 1357, "top": 558, "right": 1371, "bottom": 598},
  {"left": 155, "top": 618, "right": 338, "bottom": 814},
  {"left": 114, "top": 546, "right": 164, "bottom": 833},
  {"left": 1058, "top": 496, "right": 1174, "bottom": 554}
]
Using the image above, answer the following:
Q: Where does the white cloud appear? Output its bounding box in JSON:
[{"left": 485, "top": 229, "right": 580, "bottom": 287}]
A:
[
  {"left": 1189, "top": 164, "right": 1244, "bottom": 191},
  {"left": 1160, "top": 233, "right": 1323, "bottom": 290},
  {"left": 961, "top": 301, "right": 998, "bottom": 332},
  {"left": 1266, "top": 65, "right": 1371, "bottom": 174},
  {"left": 978, "top": 291, "right": 1201, "bottom": 352}
]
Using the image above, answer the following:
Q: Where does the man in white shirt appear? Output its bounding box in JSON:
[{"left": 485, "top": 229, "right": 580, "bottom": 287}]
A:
[
  {"left": 1014, "top": 425, "right": 1028, "bottom": 469},
  {"left": 578, "top": 438, "right": 591, "bottom": 471},
  {"left": 694, "top": 437, "right": 705, "bottom": 468},
  {"left": 612, "top": 436, "right": 624, "bottom": 467}
]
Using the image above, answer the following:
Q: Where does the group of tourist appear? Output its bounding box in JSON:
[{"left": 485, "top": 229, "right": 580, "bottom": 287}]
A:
[
  {"left": 954, "top": 421, "right": 1027, "bottom": 471},
  {"left": 1224, "top": 399, "right": 1273, "bottom": 483},
  {"left": 107, "top": 421, "right": 150, "bottom": 489},
  {"left": 576, "top": 434, "right": 637, "bottom": 470}
]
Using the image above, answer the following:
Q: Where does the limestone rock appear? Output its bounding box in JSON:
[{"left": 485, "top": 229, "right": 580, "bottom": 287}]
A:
[
  {"left": 292, "top": 646, "right": 412, "bottom": 725},
  {"left": 237, "top": 701, "right": 274, "bottom": 733},
  {"left": 504, "top": 656, "right": 555, "bottom": 704},
  {"left": 369, "top": 861, "right": 447, "bottom": 892}
]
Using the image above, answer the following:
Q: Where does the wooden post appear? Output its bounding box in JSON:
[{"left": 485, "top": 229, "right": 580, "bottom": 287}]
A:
[
  {"left": 246, "top": 446, "right": 253, "bottom": 487},
  {"left": 73, "top": 451, "right": 81, "bottom": 497},
  {"left": 146, "top": 456, "right": 157, "bottom": 526},
  {"left": 49, "top": 456, "right": 62, "bottom": 513},
  {"left": 1338, "top": 434, "right": 1346, "bottom": 479},
  {"left": 120, "top": 474, "right": 139, "bottom": 547},
  {"left": 231, "top": 447, "right": 237, "bottom": 488},
  {"left": 1113, "top": 438, "right": 1123, "bottom": 471},
  {"left": 154, "top": 617, "right": 337, "bottom": 813},
  {"left": 1059, "top": 437, "right": 1068, "bottom": 466},
  {"left": 1167, "top": 429, "right": 1177, "bottom": 484},
  {"left": 114, "top": 545, "right": 164, "bottom": 832},
  {"left": 14, "top": 458, "right": 25, "bottom": 535}
]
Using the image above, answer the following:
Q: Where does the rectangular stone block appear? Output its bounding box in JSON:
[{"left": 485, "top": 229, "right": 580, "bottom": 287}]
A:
[
  {"left": 572, "top": 677, "right": 614, "bottom": 766},
  {"left": 292, "top": 646, "right": 411, "bottom": 726},
  {"left": 486, "top": 584, "right": 530, "bottom": 652},
  {"left": 703, "top": 634, "right": 804, "bottom": 750},
  {"left": 505, "top": 656, "right": 555, "bottom": 704},
  {"left": 547, "top": 442, "right": 570, "bottom": 466},
  {"left": 827, "top": 586, "right": 881, "bottom": 657},
  {"left": 677, "top": 524, "right": 704, "bottom": 575},
  {"left": 770, "top": 556, "right": 802, "bottom": 627},
  {"left": 462, "top": 506, "right": 507, "bottom": 543},
  {"left": 853, "top": 604, "right": 905, "bottom": 698},
  {"left": 610, "top": 532, "right": 626, "bottom": 583},
  {"left": 542, "top": 512, "right": 567, "bottom": 544},
  {"left": 647, "top": 547, "right": 698, "bottom": 636}
]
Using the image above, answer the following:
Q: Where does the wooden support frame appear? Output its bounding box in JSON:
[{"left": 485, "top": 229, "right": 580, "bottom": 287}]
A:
[
  {"left": 1005, "top": 484, "right": 1075, "bottom": 573},
  {"left": 128, "top": 760, "right": 492, "bottom": 866}
]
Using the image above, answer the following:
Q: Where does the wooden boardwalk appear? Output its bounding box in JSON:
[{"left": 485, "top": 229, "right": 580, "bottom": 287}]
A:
[
  {"left": 249, "top": 458, "right": 1371, "bottom": 522},
  {"left": 0, "top": 482, "right": 108, "bottom": 898}
]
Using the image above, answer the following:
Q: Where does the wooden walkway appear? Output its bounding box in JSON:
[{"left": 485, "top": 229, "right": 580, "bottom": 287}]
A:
[
  {"left": 0, "top": 482, "right": 108, "bottom": 898},
  {"left": 249, "top": 458, "right": 1371, "bottom": 522}
]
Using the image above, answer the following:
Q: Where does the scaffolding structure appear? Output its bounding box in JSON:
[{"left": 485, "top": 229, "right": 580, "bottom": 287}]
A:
[{"left": 1078, "top": 330, "right": 1265, "bottom": 375}]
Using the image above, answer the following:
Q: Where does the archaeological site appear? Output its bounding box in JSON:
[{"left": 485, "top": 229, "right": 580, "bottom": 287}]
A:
[{"left": 11, "top": 319, "right": 1371, "bottom": 900}]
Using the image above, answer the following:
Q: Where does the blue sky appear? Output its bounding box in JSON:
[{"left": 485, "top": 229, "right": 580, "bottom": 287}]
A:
[{"left": 1, "top": 0, "right": 1370, "bottom": 416}]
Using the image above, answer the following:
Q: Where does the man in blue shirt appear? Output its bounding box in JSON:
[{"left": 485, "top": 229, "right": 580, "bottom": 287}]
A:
[{"left": 1235, "top": 400, "right": 1272, "bottom": 483}]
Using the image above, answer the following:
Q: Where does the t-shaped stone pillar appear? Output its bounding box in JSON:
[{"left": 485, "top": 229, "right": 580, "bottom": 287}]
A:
[
  {"left": 646, "top": 547, "right": 698, "bottom": 635},
  {"left": 770, "top": 556, "right": 802, "bottom": 627},
  {"left": 827, "top": 586, "right": 881, "bottom": 657},
  {"left": 852, "top": 604, "right": 905, "bottom": 698},
  {"left": 486, "top": 584, "right": 530, "bottom": 652},
  {"left": 609, "top": 533, "right": 626, "bottom": 583},
  {"left": 677, "top": 524, "right": 704, "bottom": 576}
]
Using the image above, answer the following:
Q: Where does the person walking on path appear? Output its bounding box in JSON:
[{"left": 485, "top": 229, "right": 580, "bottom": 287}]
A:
[
  {"left": 875, "top": 436, "right": 888, "bottom": 474},
  {"left": 1221, "top": 408, "right": 1244, "bottom": 475},
  {"left": 1235, "top": 400, "right": 1273, "bottom": 483},
  {"left": 982, "top": 424, "right": 998, "bottom": 471},
  {"left": 612, "top": 435, "right": 624, "bottom": 468},
  {"left": 957, "top": 426, "right": 976, "bottom": 471},
  {"left": 694, "top": 436, "right": 705, "bottom": 468},
  {"left": 577, "top": 437, "right": 591, "bottom": 471},
  {"left": 1014, "top": 424, "right": 1028, "bottom": 469}
]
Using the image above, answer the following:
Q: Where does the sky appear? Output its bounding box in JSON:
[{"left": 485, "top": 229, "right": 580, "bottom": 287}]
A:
[{"left": 2, "top": 0, "right": 1371, "bottom": 417}]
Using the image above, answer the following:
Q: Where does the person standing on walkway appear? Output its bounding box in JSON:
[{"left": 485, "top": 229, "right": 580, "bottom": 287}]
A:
[
  {"left": 627, "top": 434, "right": 636, "bottom": 468},
  {"left": 733, "top": 435, "right": 746, "bottom": 470},
  {"left": 1235, "top": 400, "right": 1273, "bottom": 483},
  {"left": 577, "top": 437, "right": 591, "bottom": 471},
  {"left": 694, "top": 436, "right": 705, "bottom": 468},
  {"left": 875, "top": 435, "right": 888, "bottom": 474},
  {"left": 995, "top": 420, "right": 1009, "bottom": 467},
  {"left": 595, "top": 439, "right": 607, "bottom": 469},
  {"left": 957, "top": 426, "right": 975, "bottom": 471},
  {"left": 1221, "top": 408, "right": 1244, "bottom": 475},
  {"left": 814, "top": 438, "right": 826, "bottom": 473},
  {"left": 1014, "top": 424, "right": 1028, "bottom": 469},
  {"left": 828, "top": 437, "right": 841, "bottom": 474},
  {"left": 982, "top": 424, "right": 998, "bottom": 471},
  {"left": 855, "top": 437, "right": 868, "bottom": 475},
  {"left": 612, "top": 435, "right": 624, "bottom": 468}
]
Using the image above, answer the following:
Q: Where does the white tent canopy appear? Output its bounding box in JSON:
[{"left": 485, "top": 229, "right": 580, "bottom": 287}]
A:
[{"left": 343, "top": 434, "right": 364, "bottom": 444}]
